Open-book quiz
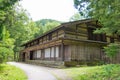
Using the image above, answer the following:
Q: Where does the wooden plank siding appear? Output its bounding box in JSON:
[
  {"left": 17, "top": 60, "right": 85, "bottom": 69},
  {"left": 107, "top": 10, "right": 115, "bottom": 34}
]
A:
[
  {"left": 20, "top": 19, "right": 120, "bottom": 65},
  {"left": 24, "top": 46, "right": 63, "bottom": 61},
  {"left": 63, "top": 39, "right": 105, "bottom": 62}
]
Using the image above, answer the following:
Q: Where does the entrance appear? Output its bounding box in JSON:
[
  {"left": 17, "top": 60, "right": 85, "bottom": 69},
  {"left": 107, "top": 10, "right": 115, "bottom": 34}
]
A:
[
  {"left": 30, "top": 51, "right": 34, "bottom": 60},
  {"left": 22, "top": 53, "right": 25, "bottom": 61}
]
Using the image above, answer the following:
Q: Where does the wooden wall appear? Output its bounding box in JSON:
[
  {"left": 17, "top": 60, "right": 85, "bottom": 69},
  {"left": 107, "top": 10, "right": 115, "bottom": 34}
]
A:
[
  {"left": 63, "top": 21, "right": 108, "bottom": 43},
  {"left": 23, "top": 46, "right": 63, "bottom": 61},
  {"left": 64, "top": 23, "right": 88, "bottom": 41},
  {"left": 25, "top": 29, "right": 65, "bottom": 48},
  {"left": 62, "top": 39, "right": 105, "bottom": 62}
]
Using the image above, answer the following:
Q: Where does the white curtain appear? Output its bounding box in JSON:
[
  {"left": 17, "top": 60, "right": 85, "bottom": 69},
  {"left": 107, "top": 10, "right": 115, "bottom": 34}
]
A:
[
  {"left": 36, "top": 50, "right": 41, "bottom": 58},
  {"left": 51, "top": 47, "right": 54, "bottom": 57},
  {"left": 55, "top": 46, "right": 59, "bottom": 57},
  {"left": 45, "top": 48, "right": 50, "bottom": 58}
]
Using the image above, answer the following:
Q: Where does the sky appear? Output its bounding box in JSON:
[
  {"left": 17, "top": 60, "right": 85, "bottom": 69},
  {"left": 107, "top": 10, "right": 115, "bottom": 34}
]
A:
[{"left": 20, "top": 0, "right": 78, "bottom": 22}]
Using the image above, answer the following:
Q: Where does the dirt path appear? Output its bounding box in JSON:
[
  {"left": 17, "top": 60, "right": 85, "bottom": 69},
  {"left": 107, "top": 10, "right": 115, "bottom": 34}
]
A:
[{"left": 7, "top": 62, "right": 72, "bottom": 80}]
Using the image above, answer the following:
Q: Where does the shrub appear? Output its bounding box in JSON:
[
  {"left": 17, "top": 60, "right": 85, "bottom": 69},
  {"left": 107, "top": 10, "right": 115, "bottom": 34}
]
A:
[{"left": 104, "top": 43, "right": 120, "bottom": 58}]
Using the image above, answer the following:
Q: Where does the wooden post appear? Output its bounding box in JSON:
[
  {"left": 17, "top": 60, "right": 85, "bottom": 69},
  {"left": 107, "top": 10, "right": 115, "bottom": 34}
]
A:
[
  {"left": 54, "top": 46, "right": 56, "bottom": 61},
  {"left": 76, "top": 24, "right": 78, "bottom": 39},
  {"left": 61, "top": 40, "right": 64, "bottom": 61},
  {"left": 50, "top": 47, "right": 51, "bottom": 60}
]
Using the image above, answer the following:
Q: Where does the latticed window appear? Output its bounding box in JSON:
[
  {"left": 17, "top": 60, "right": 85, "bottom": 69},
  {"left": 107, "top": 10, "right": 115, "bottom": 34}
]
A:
[
  {"left": 45, "top": 48, "right": 50, "bottom": 58},
  {"left": 48, "top": 34, "right": 52, "bottom": 40},
  {"left": 87, "top": 27, "right": 106, "bottom": 42}
]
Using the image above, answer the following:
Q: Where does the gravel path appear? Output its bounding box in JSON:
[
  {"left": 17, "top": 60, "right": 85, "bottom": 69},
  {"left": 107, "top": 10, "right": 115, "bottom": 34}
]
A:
[{"left": 7, "top": 62, "right": 72, "bottom": 80}]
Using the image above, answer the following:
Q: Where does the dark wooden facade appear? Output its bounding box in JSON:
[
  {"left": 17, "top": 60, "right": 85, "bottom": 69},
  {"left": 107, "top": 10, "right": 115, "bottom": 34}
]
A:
[{"left": 20, "top": 19, "right": 120, "bottom": 65}]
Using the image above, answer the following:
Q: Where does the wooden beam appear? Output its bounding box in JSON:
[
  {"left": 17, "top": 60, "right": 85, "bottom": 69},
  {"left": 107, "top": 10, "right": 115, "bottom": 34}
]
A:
[
  {"left": 61, "top": 40, "right": 64, "bottom": 61},
  {"left": 86, "top": 22, "right": 102, "bottom": 28}
]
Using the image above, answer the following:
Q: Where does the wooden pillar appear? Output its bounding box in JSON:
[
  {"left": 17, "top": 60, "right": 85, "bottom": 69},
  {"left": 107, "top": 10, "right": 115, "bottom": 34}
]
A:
[
  {"left": 61, "top": 40, "right": 64, "bottom": 61},
  {"left": 50, "top": 47, "right": 51, "bottom": 60},
  {"left": 76, "top": 24, "right": 78, "bottom": 39},
  {"left": 54, "top": 46, "right": 56, "bottom": 61}
]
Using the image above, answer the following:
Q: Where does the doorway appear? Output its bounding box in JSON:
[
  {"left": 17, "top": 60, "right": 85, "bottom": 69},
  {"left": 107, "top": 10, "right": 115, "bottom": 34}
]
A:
[
  {"left": 22, "top": 53, "right": 26, "bottom": 62},
  {"left": 30, "top": 51, "right": 34, "bottom": 60}
]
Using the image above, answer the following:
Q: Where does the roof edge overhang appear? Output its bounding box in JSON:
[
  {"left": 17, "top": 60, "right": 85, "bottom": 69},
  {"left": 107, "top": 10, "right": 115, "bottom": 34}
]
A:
[{"left": 21, "top": 18, "right": 97, "bottom": 46}]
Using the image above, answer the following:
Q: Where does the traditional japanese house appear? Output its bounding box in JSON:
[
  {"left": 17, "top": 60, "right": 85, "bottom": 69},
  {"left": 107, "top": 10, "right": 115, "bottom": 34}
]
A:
[{"left": 20, "top": 19, "right": 120, "bottom": 66}]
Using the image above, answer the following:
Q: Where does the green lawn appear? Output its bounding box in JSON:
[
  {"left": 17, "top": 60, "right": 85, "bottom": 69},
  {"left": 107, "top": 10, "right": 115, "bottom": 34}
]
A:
[
  {"left": 0, "top": 64, "right": 27, "bottom": 80},
  {"left": 64, "top": 64, "right": 120, "bottom": 80}
]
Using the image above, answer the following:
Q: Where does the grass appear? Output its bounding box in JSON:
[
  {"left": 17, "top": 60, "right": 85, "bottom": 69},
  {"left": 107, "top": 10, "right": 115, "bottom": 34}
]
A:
[
  {"left": 0, "top": 63, "right": 27, "bottom": 80},
  {"left": 64, "top": 64, "right": 120, "bottom": 80}
]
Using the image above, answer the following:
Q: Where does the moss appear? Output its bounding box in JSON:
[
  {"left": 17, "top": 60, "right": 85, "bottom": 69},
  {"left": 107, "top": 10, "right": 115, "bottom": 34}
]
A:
[
  {"left": 64, "top": 61, "right": 78, "bottom": 67},
  {"left": 65, "top": 60, "right": 105, "bottom": 67}
]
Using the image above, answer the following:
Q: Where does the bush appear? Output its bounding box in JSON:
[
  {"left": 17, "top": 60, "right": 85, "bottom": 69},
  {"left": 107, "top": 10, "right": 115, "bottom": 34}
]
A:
[
  {"left": 0, "top": 46, "right": 14, "bottom": 63},
  {"left": 104, "top": 43, "right": 120, "bottom": 58},
  {"left": 65, "top": 64, "right": 120, "bottom": 80}
]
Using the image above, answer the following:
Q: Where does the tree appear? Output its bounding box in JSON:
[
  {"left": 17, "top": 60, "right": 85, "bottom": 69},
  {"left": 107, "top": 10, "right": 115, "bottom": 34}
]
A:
[
  {"left": 35, "top": 19, "right": 60, "bottom": 37},
  {"left": 0, "top": 1, "right": 38, "bottom": 62},
  {"left": 74, "top": 0, "right": 120, "bottom": 36},
  {"left": 104, "top": 43, "right": 120, "bottom": 59},
  {"left": 0, "top": 32, "right": 14, "bottom": 62},
  {"left": 74, "top": 0, "right": 120, "bottom": 58},
  {"left": 43, "top": 22, "right": 60, "bottom": 33},
  {"left": 0, "top": 0, "right": 19, "bottom": 63},
  {"left": 0, "top": 0, "right": 18, "bottom": 40},
  {"left": 69, "top": 13, "right": 82, "bottom": 21},
  {"left": 6, "top": 3, "right": 39, "bottom": 60}
]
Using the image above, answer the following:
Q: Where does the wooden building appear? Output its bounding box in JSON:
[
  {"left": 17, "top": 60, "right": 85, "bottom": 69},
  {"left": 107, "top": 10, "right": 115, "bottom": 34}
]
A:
[{"left": 20, "top": 19, "right": 120, "bottom": 66}]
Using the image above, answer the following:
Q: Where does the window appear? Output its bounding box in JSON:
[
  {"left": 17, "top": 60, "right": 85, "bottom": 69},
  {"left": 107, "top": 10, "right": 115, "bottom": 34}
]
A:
[
  {"left": 110, "top": 37, "right": 114, "bottom": 43},
  {"left": 117, "top": 35, "right": 120, "bottom": 41},
  {"left": 100, "top": 34, "right": 106, "bottom": 42},
  {"left": 51, "top": 47, "right": 54, "bottom": 57},
  {"left": 25, "top": 45, "right": 28, "bottom": 48},
  {"left": 39, "top": 39, "right": 43, "bottom": 44},
  {"left": 48, "top": 34, "right": 52, "bottom": 40},
  {"left": 30, "top": 51, "right": 34, "bottom": 60},
  {"left": 45, "top": 48, "right": 50, "bottom": 58},
  {"left": 87, "top": 27, "right": 95, "bottom": 40},
  {"left": 87, "top": 27, "right": 106, "bottom": 42},
  {"left": 33, "top": 51, "right": 37, "bottom": 59},
  {"left": 36, "top": 50, "right": 41, "bottom": 58},
  {"left": 55, "top": 46, "right": 59, "bottom": 57}
]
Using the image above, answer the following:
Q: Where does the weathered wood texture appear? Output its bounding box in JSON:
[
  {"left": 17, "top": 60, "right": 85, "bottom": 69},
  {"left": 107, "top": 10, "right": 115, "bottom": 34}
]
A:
[
  {"left": 20, "top": 19, "right": 120, "bottom": 65},
  {"left": 63, "top": 39, "right": 105, "bottom": 62},
  {"left": 20, "top": 45, "right": 63, "bottom": 61},
  {"left": 25, "top": 29, "right": 65, "bottom": 48},
  {"left": 70, "top": 44, "right": 102, "bottom": 61}
]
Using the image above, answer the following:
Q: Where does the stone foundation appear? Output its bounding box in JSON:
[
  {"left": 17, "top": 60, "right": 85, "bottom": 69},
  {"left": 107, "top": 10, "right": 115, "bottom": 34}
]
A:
[{"left": 25, "top": 60, "right": 65, "bottom": 68}]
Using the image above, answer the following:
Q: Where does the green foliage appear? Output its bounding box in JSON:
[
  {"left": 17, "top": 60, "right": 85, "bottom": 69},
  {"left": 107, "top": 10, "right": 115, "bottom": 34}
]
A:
[
  {"left": 74, "top": 0, "right": 120, "bottom": 60},
  {"left": 0, "top": 0, "right": 18, "bottom": 10},
  {"left": 36, "top": 19, "right": 61, "bottom": 26},
  {"left": 65, "top": 64, "right": 120, "bottom": 80},
  {"left": 74, "top": 0, "right": 120, "bottom": 35},
  {"left": 0, "top": 26, "right": 5, "bottom": 41},
  {"left": 69, "top": 13, "right": 82, "bottom": 21},
  {"left": 0, "top": 30, "right": 14, "bottom": 63},
  {"left": 0, "top": 1, "right": 38, "bottom": 61},
  {"left": 104, "top": 43, "right": 120, "bottom": 58},
  {"left": 0, "top": 64, "right": 27, "bottom": 80},
  {"left": 0, "top": 47, "right": 13, "bottom": 63},
  {"left": 0, "top": 0, "right": 19, "bottom": 62},
  {"left": 43, "top": 22, "right": 60, "bottom": 33},
  {"left": 0, "top": 0, "right": 18, "bottom": 40},
  {"left": 6, "top": 3, "right": 38, "bottom": 51},
  {"left": 35, "top": 19, "right": 61, "bottom": 37}
]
